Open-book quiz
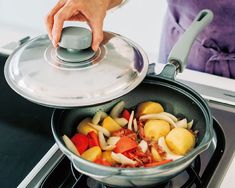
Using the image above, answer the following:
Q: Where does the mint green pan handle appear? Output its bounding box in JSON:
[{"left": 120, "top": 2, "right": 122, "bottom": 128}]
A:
[{"left": 167, "top": 9, "right": 213, "bottom": 73}]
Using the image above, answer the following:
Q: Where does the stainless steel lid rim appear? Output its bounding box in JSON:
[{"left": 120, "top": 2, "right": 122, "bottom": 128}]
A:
[
  {"left": 4, "top": 32, "right": 149, "bottom": 108},
  {"left": 2, "top": 78, "right": 148, "bottom": 108}
]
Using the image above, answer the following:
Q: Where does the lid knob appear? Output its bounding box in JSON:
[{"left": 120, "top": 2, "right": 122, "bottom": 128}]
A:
[
  {"left": 59, "top": 27, "right": 92, "bottom": 50},
  {"left": 56, "top": 27, "right": 96, "bottom": 63}
]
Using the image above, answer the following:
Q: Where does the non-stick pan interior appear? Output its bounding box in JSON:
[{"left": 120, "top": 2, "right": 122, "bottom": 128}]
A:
[{"left": 53, "top": 75, "right": 212, "bottom": 149}]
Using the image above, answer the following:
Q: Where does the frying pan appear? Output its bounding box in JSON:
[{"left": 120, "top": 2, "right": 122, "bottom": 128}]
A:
[{"left": 52, "top": 10, "right": 214, "bottom": 187}]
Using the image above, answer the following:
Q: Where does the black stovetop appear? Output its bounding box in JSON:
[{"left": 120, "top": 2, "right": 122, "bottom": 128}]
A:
[{"left": 0, "top": 54, "right": 54, "bottom": 188}]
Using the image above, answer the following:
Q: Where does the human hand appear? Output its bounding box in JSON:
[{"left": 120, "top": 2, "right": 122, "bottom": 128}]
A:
[{"left": 45, "top": 0, "right": 111, "bottom": 51}]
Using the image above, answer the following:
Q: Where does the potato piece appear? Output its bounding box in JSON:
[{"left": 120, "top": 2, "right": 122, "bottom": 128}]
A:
[
  {"left": 166, "top": 128, "right": 195, "bottom": 155},
  {"left": 77, "top": 118, "right": 97, "bottom": 135},
  {"left": 102, "top": 116, "right": 122, "bottom": 133},
  {"left": 140, "top": 113, "right": 176, "bottom": 128},
  {"left": 158, "top": 136, "right": 183, "bottom": 160},
  {"left": 102, "top": 151, "right": 116, "bottom": 165},
  {"left": 144, "top": 120, "right": 170, "bottom": 141},
  {"left": 81, "top": 146, "right": 102, "bottom": 162},
  {"left": 136, "top": 101, "right": 164, "bottom": 117}
]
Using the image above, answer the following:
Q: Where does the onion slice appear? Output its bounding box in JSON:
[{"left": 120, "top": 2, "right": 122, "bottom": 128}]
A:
[
  {"left": 62, "top": 135, "right": 80, "bottom": 156},
  {"left": 161, "top": 112, "right": 178, "bottom": 122},
  {"left": 133, "top": 118, "right": 138, "bottom": 132},
  {"left": 114, "top": 118, "right": 128, "bottom": 127},
  {"left": 175, "top": 118, "right": 187, "bottom": 128},
  {"left": 128, "top": 111, "right": 134, "bottom": 130},
  {"left": 151, "top": 146, "right": 162, "bottom": 161},
  {"left": 187, "top": 120, "right": 194, "bottom": 130},
  {"left": 111, "top": 152, "right": 137, "bottom": 165},
  {"left": 110, "top": 101, "right": 125, "bottom": 118},
  {"left": 88, "top": 123, "right": 110, "bottom": 137},
  {"left": 138, "top": 140, "right": 148, "bottom": 153},
  {"left": 98, "top": 132, "right": 116, "bottom": 151},
  {"left": 102, "top": 145, "right": 116, "bottom": 151},
  {"left": 92, "top": 111, "right": 107, "bottom": 125},
  {"left": 107, "top": 136, "right": 120, "bottom": 146},
  {"left": 140, "top": 113, "right": 176, "bottom": 128},
  {"left": 98, "top": 131, "right": 107, "bottom": 149}
]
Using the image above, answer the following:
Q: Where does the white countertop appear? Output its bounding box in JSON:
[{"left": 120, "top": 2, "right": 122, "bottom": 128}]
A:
[{"left": 1, "top": 22, "right": 235, "bottom": 188}]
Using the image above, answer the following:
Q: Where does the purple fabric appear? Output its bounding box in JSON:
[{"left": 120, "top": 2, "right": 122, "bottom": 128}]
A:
[{"left": 159, "top": 0, "right": 235, "bottom": 78}]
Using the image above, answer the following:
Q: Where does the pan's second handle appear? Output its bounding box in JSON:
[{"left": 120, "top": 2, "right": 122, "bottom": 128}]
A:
[{"left": 168, "top": 9, "right": 213, "bottom": 73}]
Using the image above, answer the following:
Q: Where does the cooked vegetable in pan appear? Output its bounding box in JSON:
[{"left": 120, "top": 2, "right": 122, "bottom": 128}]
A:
[{"left": 63, "top": 101, "right": 197, "bottom": 168}]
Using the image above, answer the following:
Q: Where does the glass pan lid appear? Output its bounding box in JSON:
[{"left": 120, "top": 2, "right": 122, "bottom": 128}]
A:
[{"left": 4, "top": 32, "right": 148, "bottom": 108}]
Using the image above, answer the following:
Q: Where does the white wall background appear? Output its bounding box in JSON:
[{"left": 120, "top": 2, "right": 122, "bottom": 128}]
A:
[{"left": 0, "top": 0, "right": 167, "bottom": 62}]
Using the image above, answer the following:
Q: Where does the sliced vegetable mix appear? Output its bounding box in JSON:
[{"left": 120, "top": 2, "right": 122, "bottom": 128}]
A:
[{"left": 62, "top": 101, "right": 197, "bottom": 168}]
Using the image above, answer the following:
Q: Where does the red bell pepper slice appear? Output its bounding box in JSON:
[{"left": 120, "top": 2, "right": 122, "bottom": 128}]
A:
[
  {"left": 113, "top": 136, "right": 138, "bottom": 153},
  {"left": 71, "top": 133, "right": 89, "bottom": 154},
  {"left": 144, "top": 159, "right": 173, "bottom": 167},
  {"left": 122, "top": 109, "right": 131, "bottom": 121},
  {"left": 87, "top": 131, "right": 100, "bottom": 148},
  {"left": 94, "top": 158, "right": 112, "bottom": 166}
]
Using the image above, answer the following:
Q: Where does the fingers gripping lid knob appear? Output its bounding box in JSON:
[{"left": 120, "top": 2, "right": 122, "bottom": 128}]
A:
[
  {"left": 56, "top": 27, "right": 96, "bottom": 63},
  {"left": 59, "top": 26, "right": 92, "bottom": 50}
]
